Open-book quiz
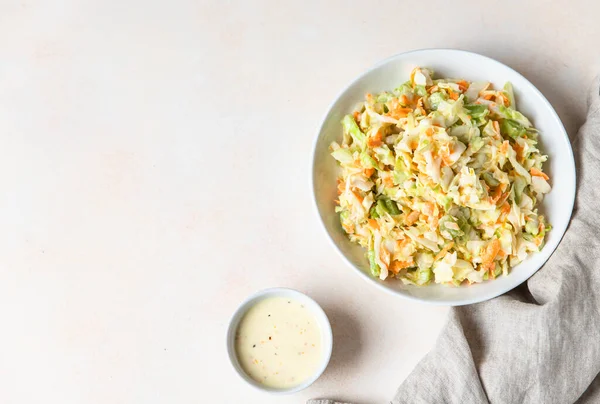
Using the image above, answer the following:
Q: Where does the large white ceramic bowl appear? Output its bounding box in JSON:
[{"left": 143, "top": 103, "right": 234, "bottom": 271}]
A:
[{"left": 312, "top": 49, "right": 576, "bottom": 306}]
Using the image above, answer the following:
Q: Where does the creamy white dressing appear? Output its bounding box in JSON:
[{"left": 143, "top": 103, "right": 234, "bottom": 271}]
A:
[{"left": 235, "top": 297, "right": 323, "bottom": 388}]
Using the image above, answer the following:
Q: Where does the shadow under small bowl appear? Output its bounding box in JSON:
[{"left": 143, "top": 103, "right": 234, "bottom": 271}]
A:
[
  {"left": 311, "top": 49, "right": 576, "bottom": 306},
  {"left": 226, "top": 288, "right": 333, "bottom": 394}
]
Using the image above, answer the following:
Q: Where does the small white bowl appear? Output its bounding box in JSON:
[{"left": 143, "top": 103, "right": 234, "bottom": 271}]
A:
[
  {"left": 311, "top": 49, "right": 576, "bottom": 306},
  {"left": 226, "top": 288, "right": 333, "bottom": 394}
]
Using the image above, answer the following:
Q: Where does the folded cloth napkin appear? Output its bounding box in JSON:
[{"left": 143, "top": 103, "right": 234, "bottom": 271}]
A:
[
  {"left": 310, "top": 79, "right": 600, "bottom": 404},
  {"left": 391, "top": 79, "right": 600, "bottom": 404}
]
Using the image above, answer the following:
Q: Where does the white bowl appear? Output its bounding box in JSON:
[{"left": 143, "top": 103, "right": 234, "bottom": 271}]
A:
[
  {"left": 312, "top": 49, "right": 576, "bottom": 306},
  {"left": 226, "top": 288, "right": 333, "bottom": 394}
]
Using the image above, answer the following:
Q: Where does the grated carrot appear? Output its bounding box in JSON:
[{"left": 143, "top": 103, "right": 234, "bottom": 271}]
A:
[
  {"left": 390, "top": 107, "right": 412, "bottom": 119},
  {"left": 434, "top": 242, "right": 455, "bottom": 261},
  {"left": 513, "top": 143, "right": 524, "bottom": 162},
  {"left": 352, "top": 191, "right": 364, "bottom": 204},
  {"left": 530, "top": 167, "right": 549, "bottom": 181},
  {"left": 389, "top": 259, "right": 414, "bottom": 274},
  {"left": 404, "top": 210, "right": 420, "bottom": 226},
  {"left": 481, "top": 239, "right": 501, "bottom": 271},
  {"left": 367, "top": 131, "right": 383, "bottom": 147},
  {"left": 337, "top": 179, "right": 345, "bottom": 195},
  {"left": 489, "top": 184, "right": 506, "bottom": 204},
  {"left": 423, "top": 202, "right": 435, "bottom": 216},
  {"left": 493, "top": 120, "right": 501, "bottom": 135},
  {"left": 456, "top": 80, "right": 469, "bottom": 92}
]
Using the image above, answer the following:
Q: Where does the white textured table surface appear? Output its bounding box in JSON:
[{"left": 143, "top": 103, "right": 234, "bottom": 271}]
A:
[{"left": 1, "top": 1, "right": 599, "bottom": 403}]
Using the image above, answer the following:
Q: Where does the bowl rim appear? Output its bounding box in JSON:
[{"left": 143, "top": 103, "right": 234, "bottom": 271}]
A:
[
  {"left": 226, "top": 287, "right": 334, "bottom": 394},
  {"left": 310, "top": 48, "right": 576, "bottom": 306}
]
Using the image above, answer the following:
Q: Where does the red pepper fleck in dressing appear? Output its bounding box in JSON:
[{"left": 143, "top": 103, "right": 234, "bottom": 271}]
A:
[{"left": 235, "top": 297, "right": 323, "bottom": 388}]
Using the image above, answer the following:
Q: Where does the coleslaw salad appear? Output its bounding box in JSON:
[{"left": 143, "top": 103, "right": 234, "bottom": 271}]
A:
[{"left": 330, "top": 67, "right": 551, "bottom": 286}]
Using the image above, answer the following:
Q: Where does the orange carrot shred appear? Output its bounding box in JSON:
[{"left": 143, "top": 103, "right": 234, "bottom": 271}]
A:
[
  {"left": 481, "top": 239, "right": 501, "bottom": 271},
  {"left": 530, "top": 168, "right": 549, "bottom": 180},
  {"left": 404, "top": 210, "right": 420, "bottom": 226},
  {"left": 434, "top": 242, "right": 455, "bottom": 261},
  {"left": 389, "top": 260, "right": 413, "bottom": 274},
  {"left": 367, "top": 131, "right": 383, "bottom": 147},
  {"left": 368, "top": 219, "right": 379, "bottom": 229}
]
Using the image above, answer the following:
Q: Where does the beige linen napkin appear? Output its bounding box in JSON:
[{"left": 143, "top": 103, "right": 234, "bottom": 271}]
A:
[
  {"left": 312, "top": 78, "right": 600, "bottom": 404},
  {"left": 392, "top": 79, "right": 600, "bottom": 403}
]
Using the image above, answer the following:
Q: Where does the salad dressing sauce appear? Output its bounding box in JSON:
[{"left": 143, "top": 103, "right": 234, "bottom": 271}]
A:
[{"left": 235, "top": 297, "right": 323, "bottom": 388}]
